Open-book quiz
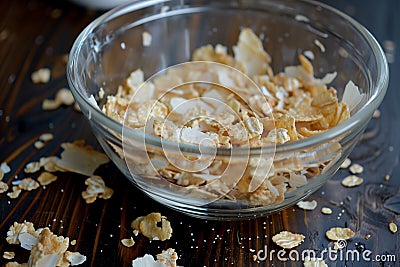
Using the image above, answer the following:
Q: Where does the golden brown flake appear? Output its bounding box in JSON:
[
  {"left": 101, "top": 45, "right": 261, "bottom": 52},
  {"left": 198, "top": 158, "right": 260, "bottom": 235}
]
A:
[
  {"left": 142, "top": 31, "right": 152, "bottom": 47},
  {"left": 64, "top": 251, "right": 87, "bottom": 266},
  {"left": 349, "top": 163, "right": 364, "bottom": 174},
  {"left": 37, "top": 172, "right": 58, "bottom": 186},
  {"left": 3, "top": 251, "right": 15, "bottom": 260},
  {"left": 326, "top": 227, "right": 355, "bottom": 241},
  {"left": 6, "top": 222, "right": 36, "bottom": 245},
  {"left": 5, "top": 262, "right": 28, "bottom": 267},
  {"left": 340, "top": 158, "right": 351, "bottom": 169},
  {"left": 121, "top": 237, "right": 135, "bottom": 247},
  {"left": 272, "top": 231, "right": 305, "bottom": 249},
  {"left": 82, "top": 176, "right": 114, "bottom": 204},
  {"left": 389, "top": 222, "right": 398, "bottom": 233},
  {"left": 321, "top": 207, "right": 333, "bottom": 215},
  {"left": 296, "top": 200, "right": 317, "bottom": 210},
  {"left": 341, "top": 175, "right": 363, "bottom": 187},
  {"left": 156, "top": 248, "right": 178, "bottom": 267},
  {"left": 0, "top": 181, "right": 8, "bottom": 193},
  {"left": 34, "top": 141, "right": 45, "bottom": 150},
  {"left": 70, "top": 240, "right": 76, "bottom": 246},
  {"left": 39, "top": 133, "right": 54, "bottom": 142},
  {"left": 31, "top": 68, "right": 51, "bottom": 84},
  {"left": 131, "top": 213, "right": 173, "bottom": 241},
  {"left": 24, "top": 161, "right": 41, "bottom": 173},
  {"left": 7, "top": 186, "right": 22, "bottom": 199},
  {"left": 18, "top": 178, "right": 39, "bottom": 191}
]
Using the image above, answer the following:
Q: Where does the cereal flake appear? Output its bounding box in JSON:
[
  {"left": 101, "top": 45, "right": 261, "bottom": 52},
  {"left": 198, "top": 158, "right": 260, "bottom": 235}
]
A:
[
  {"left": 31, "top": 68, "right": 51, "bottom": 83},
  {"left": 37, "top": 172, "right": 58, "bottom": 186},
  {"left": 272, "top": 231, "right": 305, "bottom": 249},
  {"left": 341, "top": 175, "right": 363, "bottom": 187},
  {"left": 18, "top": 178, "right": 40, "bottom": 191},
  {"left": 321, "top": 207, "right": 332, "bottom": 215},
  {"left": 82, "top": 176, "right": 113, "bottom": 203},
  {"left": 325, "top": 227, "right": 355, "bottom": 241},
  {"left": 340, "top": 158, "right": 351, "bottom": 169},
  {"left": 296, "top": 200, "right": 317, "bottom": 210},
  {"left": 3, "top": 251, "right": 15, "bottom": 260},
  {"left": 0, "top": 181, "right": 9, "bottom": 193},
  {"left": 121, "top": 237, "right": 135, "bottom": 247},
  {"left": 131, "top": 213, "right": 173, "bottom": 241},
  {"left": 7, "top": 186, "right": 22, "bottom": 199},
  {"left": 349, "top": 163, "right": 363, "bottom": 174},
  {"left": 389, "top": 222, "right": 397, "bottom": 233}
]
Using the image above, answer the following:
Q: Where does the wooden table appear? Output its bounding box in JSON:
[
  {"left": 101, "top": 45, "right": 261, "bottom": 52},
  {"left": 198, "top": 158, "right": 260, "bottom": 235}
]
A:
[{"left": 0, "top": 0, "right": 399, "bottom": 266}]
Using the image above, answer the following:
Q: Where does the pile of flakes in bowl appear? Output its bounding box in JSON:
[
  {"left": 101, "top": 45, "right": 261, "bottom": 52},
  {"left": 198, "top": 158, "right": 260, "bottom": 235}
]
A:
[{"left": 101, "top": 28, "right": 361, "bottom": 206}]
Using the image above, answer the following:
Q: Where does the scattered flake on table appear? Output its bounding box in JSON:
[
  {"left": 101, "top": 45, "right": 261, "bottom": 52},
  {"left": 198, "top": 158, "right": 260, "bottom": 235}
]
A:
[
  {"left": 339, "top": 158, "right": 351, "bottom": 169},
  {"left": 31, "top": 68, "right": 51, "bottom": 83},
  {"left": 349, "top": 163, "right": 363, "bottom": 174},
  {"left": 131, "top": 212, "right": 173, "bottom": 241},
  {"left": 321, "top": 207, "right": 333, "bottom": 215},
  {"left": 389, "top": 222, "right": 397, "bottom": 233},
  {"left": 341, "top": 175, "right": 363, "bottom": 187},
  {"left": 121, "top": 237, "right": 135, "bottom": 248},
  {"left": 272, "top": 231, "right": 305, "bottom": 249},
  {"left": 325, "top": 227, "right": 355, "bottom": 241},
  {"left": 296, "top": 200, "right": 317, "bottom": 210}
]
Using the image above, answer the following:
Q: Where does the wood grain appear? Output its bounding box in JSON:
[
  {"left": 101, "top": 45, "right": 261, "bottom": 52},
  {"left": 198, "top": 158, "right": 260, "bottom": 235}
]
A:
[{"left": 0, "top": 0, "right": 399, "bottom": 266}]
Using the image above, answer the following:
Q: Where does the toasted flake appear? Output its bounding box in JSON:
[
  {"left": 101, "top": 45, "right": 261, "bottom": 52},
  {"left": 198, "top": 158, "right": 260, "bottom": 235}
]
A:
[
  {"left": 341, "top": 175, "right": 363, "bottom": 187},
  {"left": 389, "top": 222, "right": 397, "bottom": 233},
  {"left": 349, "top": 163, "right": 363, "bottom": 174},
  {"left": 303, "top": 256, "right": 328, "bottom": 267},
  {"left": 55, "top": 88, "right": 75, "bottom": 106},
  {"left": 82, "top": 176, "right": 113, "bottom": 204},
  {"left": 3, "top": 251, "right": 15, "bottom": 260},
  {"left": 70, "top": 240, "right": 77, "bottom": 245},
  {"left": 321, "top": 207, "right": 332, "bottom": 215},
  {"left": 0, "top": 169, "right": 3, "bottom": 180},
  {"left": 156, "top": 248, "right": 178, "bottom": 267},
  {"left": 340, "top": 158, "right": 351, "bottom": 169},
  {"left": 131, "top": 213, "right": 172, "bottom": 241},
  {"left": 7, "top": 186, "right": 22, "bottom": 199},
  {"left": 57, "top": 141, "right": 109, "bottom": 176},
  {"left": 296, "top": 200, "right": 317, "bottom": 210},
  {"left": 25, "top": 161, "right": 41, "bottom": 174},
  {"left": 37, "top": 172, "right": 58, "bottom": 186},
  {"left": 1, "top": 162, "right": 11, "bottom": 174},
  {"left": 31, "top": 68, "right": 51, "bottom": 83},
  {"left": 0, "top": 181, "right": 8, "bottom": 193},
  {"left": 142, "top": 31, "right": 152, "bottom": 47},
  {"left": 30, "top": 228, "right": 69, "bottom": 266},
  {"left": 34, "top": 141, "right": 45, "bottom": 150},
  {"left": 272, "top": 231, "right": 305, "bottom": 249},
  {"left": 65, "top": 251, "right": 86, "bottom": 266},
  {"left": 18, "top": 178, "right": 39, "bottom": 191},
  {"left": 42, "top": 99, "right": 60, "bottom": 110},
  {"left": 121, "top": 238, "right": 135, "bottom": 247},
  {"left": 39, "top": 133, "right": 54, "bottom": 142},
  {"left": 326, "top": 227, "right": 355, "bottom": 241},
  {"left": 6, "top": 221, "right": 36, "bottom": 244},
  {"left": 5, "top": 262, "right": 28, "bottom": 267}
]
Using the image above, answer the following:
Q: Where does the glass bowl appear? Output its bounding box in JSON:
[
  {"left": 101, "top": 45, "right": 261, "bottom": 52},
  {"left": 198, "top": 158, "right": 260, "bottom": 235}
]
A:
[{"left": 67, "top": 0, "right": 388, "bottom": 220}]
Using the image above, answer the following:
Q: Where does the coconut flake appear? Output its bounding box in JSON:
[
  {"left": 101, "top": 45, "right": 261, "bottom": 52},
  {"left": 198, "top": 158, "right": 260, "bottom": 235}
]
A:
[{"left": 342, "top": 81, "right": 365, "bottom": 112}]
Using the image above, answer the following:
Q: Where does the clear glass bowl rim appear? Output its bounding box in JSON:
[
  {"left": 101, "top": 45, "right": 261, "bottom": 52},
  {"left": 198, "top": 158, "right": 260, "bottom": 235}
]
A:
[{"left": 67, "top": 0, "right": 389, "bottom": 157}]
